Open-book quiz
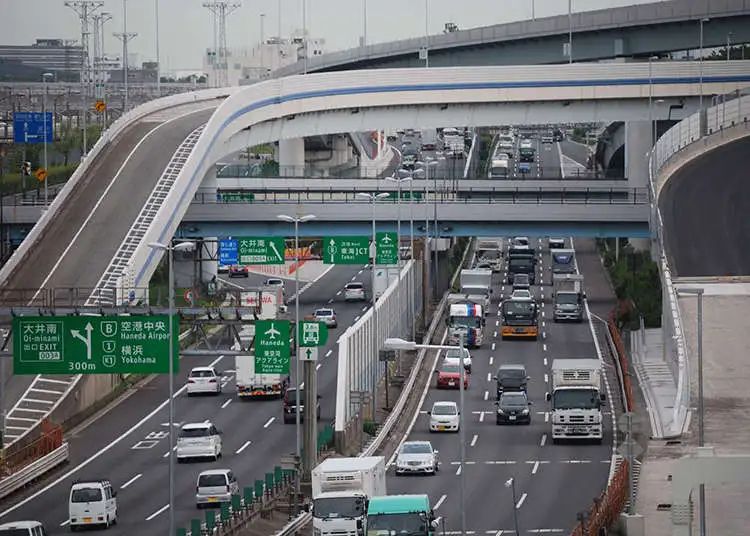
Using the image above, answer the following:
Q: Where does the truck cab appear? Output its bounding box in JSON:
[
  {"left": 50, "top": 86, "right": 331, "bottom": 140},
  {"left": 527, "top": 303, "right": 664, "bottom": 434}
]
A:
[
  {"left": 550, "top": 248, "right": 576, "bottom": 274},
  {"left": 366, "top": 494, "right": 438, "bottom": 536},
  {"left": 447, "top": 302, "right": 485, "bottom": 347},
  {"left": 500, "top": 299, "right": 538, "bottom": 340},
  {"left": 552, "top": 274, "right": 585, "bottom": 322},
  {"left": 547, "top": 359, "right": 606, "bottom": 443}
]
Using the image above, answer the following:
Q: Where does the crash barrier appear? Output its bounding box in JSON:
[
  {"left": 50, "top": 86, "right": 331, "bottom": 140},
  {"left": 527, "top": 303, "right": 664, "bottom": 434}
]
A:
[
  {"left": 1, "top": 420, "right": 62, "bottom": 476},
  {"left": 569, "top": 459, "right": 630, "bottom": 536},
  {"left": 334, "top": 260, "right": 422, "bottom": 439},
  {"left": 0, "top": 443, "right": 69, "bottom": 501},
  {"left": 607, "top": 310, "right": 635, "bottom": 413},
  {"left": 178, "top": 466, "right": 296, "bottom": 536}
]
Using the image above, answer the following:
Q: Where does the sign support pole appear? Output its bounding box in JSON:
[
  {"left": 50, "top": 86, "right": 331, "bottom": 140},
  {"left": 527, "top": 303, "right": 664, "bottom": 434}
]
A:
[{"left": 168, "top": 242, "right": 176, "bottom": 536}]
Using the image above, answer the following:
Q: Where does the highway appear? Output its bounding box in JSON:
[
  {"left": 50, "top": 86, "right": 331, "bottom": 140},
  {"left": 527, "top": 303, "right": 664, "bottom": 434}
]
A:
[
  {"left": 487, "top": 130, "right": 563, "bottom": 180},
  {"left": 659, "top": 135, "right": 750, "bottom": 277},
  {"left": 385, "top": 237, "right": 617, "bottom": 533},
  {"left": 0, "top": 262, "right": 374, "bottom": 535}
]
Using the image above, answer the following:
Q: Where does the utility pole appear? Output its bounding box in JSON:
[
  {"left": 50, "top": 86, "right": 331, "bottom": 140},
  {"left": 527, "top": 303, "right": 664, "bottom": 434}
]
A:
[
  {"left": 114, "top": 0, "right": 137, "bottom": 113},
  {"left": 65, "top": 0, "right": 103, "bottom": 158},
  {"left": 203, "top": 1, "right": 240, "bottom": 87},
  {"left": 155, "top": 0, "right": 161, "bottom": 95},
  {"left": 260, "top": 13, "right": 266, "bottom": 77}
]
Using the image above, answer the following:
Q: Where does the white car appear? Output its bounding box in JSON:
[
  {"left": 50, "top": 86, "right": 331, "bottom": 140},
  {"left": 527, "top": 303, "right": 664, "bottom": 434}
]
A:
[
  {"left": 344, "top": 282, "right": 366, "bottom": 301},
  {"left": 265, "top": 278, "right": 285, "bottom": 289},
  {"left": 510, "top": 289, "right": 533, "bottom": 300},
  {"left": 187, "top": 366, "right": 222, "bottom": 395},
  {"left": 512, "top": 236, "right": 530, "bottom": 247},
  {"left": 548, "top": 237, "right": 566, "bottom": 249},
  {"left": 429, "top": 401, "right": 460, "bottom": 432},
  {"left": 0, "top": 521, "right": 48, "bottom": 535},
  {"left": 196, "top": 469, "right": 239, "bottom": 508},
  {"left": 443, "top": 347, "right": 472, "bottom": 373},
  {"left": 177, "top": 422, "right": 222, "bottom": 462},
  {"left": 314, "top": 308, "right": 338, "bottom": 328},
  {"left": 395, "top": 441, "right": 439, "bottom": 475},
  {"left": 68, "top": 480, "right": 117, "bottom": 530}
]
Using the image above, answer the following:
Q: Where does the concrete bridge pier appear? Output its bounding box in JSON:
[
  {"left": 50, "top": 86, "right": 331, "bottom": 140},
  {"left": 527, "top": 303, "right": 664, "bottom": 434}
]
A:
[
  {"left": 626, "top": 120, "right": 653, "bottom": 252},
  {"left": 279, "top": 138, "right": 305, "bottom": 177}
]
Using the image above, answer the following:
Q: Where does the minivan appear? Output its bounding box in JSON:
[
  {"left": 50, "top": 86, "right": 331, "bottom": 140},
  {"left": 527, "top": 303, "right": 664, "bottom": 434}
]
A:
[
  {"left": 176, "top": 422, "right": 222, "bottom": 462},
  {"left": 0, "top": 521, "right": 48, "bottom": 535},
  {"left": 196, "top": 469, "right": 239, "bottom": 508},
  {"left": 68, "top": 480, "right": 117, "bottom": 530}
]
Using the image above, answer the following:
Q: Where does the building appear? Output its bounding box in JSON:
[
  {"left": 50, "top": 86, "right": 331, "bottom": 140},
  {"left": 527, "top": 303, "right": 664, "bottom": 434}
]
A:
[
  {"left": 203, "top": 32, "right": 325, "bottom": 87},
  {"left": 107, "top": 61, "right": 158, "bottom": 84},
  {"left": 0, "top": 39, "right": 85, "bottom": 81}
]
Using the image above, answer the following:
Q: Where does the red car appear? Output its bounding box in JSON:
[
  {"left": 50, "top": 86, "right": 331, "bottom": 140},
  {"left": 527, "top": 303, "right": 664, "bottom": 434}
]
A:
[
  {"left": 435, "top": 361, "right": 469, "bottom": 390},
  {"left": 229, "top": 265, "right": 249, "bottom": 278}
]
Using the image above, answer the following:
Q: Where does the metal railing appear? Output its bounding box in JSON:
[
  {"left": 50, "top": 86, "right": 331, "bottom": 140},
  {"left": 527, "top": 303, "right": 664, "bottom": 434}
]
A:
[{"left": 569, "top": 459, "right": 630, "bottom": 536}]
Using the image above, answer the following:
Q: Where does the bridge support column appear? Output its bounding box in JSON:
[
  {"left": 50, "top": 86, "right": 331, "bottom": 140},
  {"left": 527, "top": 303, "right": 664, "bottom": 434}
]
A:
[
  {"left": 332, "top": 135, "right": 352, "bottom": 166},
  {"left": 625, "top": 121, "right": 652, "bottom": 252},
  {"left": 279, "top": 138, "right": 305, "bottom": 177}
]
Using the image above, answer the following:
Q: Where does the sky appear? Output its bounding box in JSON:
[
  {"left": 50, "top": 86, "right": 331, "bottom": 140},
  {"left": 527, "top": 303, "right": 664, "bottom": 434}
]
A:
[{"left": 0, "top": 0, "right": 657, "bottom": 72}]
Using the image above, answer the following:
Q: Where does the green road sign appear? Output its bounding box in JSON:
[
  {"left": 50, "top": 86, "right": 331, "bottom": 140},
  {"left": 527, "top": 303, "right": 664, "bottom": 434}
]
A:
[
  {"left": 323, "top": 236, "right": 370, "bottom": 264},
  {"left": 254, "top": 320, "right": 291, "bottom": 374},
  {"left": 298, "top": 321, "right": 328, "bottom": 348},
  {"left": 12, "top": 315, "right": 179, "bottom": 375},
  {"left": 219, "top": 191, "right": 255, "bottom": 203},
  {"left": 376, "top": 232, "right": 399, "bottom": 265},
  {"left": 238, "top": 236, "right": 285, "bottom": 265}
]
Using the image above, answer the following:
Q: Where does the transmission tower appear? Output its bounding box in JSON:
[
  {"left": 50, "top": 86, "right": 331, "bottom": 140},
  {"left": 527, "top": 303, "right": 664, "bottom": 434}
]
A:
[
  {"left": 91, "top": 11, "right": 112, "bottom": 102},
  {"left": 64, "top": 0, "right": 104, "bottom": 157},
  {"left": 203, "top": 1, "right": 241, "bottom": 87},
  {"left": 113, "top": 0, "right": 137, "bottom": 112}
]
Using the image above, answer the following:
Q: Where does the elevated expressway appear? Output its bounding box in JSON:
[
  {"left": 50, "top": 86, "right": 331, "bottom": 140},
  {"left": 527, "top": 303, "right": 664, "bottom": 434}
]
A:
[
  {"left": 0, "top": 59, "right": 748, "bottom": 456},
  {"left": 275, "top": 0, "right": 750, "bottom": 75}
]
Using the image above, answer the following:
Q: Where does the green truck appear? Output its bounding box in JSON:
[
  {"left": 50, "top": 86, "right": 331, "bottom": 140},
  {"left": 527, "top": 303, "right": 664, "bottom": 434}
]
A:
[{"left": 366, "top": 494, "right": 437, "bottom": 535}]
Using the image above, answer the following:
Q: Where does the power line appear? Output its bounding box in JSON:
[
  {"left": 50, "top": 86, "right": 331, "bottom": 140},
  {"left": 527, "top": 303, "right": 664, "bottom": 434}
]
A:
[{"left": 113, "top": 0, "right": 137, "bottom": 112}]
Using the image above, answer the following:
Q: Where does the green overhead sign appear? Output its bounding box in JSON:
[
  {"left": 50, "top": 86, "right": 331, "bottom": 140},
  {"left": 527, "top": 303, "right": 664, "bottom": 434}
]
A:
[
  {"left": 254, "top": 320, "right": 291, "bottom": 374},
  {"left": 298, "top": 321, "right": 328, "bottom": 348},
  {"left": 323, "top": 236, "right": 370, "bottom": 264},
  {"left": 13, "top": 315, "right": 179, "bottom": 375},
  {"left": 376, "top": 232, "right": 398, "bottom": 265},
  {"left": 238, "top": 236, "right": 286, "bottom": 265}
]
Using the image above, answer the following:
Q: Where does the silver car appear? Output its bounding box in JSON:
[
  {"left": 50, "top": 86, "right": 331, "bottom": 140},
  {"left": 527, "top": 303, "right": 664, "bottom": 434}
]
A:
[
  {"left": 313, "top": 308, "right": 338, "bottom": 328},
  {"left": 344, "top": 282, "right": 366, "bottom": 301},
  {"left": 395, "top": 441, "right": 439, "bottom": 475}
]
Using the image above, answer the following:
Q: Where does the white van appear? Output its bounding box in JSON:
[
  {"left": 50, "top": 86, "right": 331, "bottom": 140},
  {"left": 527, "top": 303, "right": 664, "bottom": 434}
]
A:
[
  {"left": 0, "top": 521, "right": 48, "bottom": 535},
  {"left": 68, "top": 480, "right": 117, "bottom": 530},
  {"left": 196, "top": 469, "right": 240, "bottom": 508},
  {"left": 176, "top": 422, "right": 223, "bottom": 462}
]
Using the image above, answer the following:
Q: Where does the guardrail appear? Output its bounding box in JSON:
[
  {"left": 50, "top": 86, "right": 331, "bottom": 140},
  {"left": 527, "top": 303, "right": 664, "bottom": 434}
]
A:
[
  {"left": 188, "top": 187, "right": 649, "bottom": 205},
  {"left": 0, "top": 443, "right": 69, "bottom": 500},
  {"left": 569, "top": 459, "right": 630, "bottom": 536}
]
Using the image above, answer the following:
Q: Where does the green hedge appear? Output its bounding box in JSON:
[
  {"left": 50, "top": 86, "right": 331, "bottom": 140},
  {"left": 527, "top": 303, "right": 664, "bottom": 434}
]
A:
[{"left": 599, "top": 239, "right": 661, "bottom": 328}]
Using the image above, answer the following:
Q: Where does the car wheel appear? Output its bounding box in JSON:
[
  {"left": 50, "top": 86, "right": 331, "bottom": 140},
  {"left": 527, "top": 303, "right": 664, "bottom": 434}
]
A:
[
  {"left": 496, "top": 418, "right": 503, "bottom": 425},
  {"left": 70, "top": 525, "right": 78, "bottom": 532}
]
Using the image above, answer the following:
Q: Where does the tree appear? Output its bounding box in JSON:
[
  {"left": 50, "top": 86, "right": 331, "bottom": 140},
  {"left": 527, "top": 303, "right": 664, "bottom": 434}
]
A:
[{"left": 54, "top": 125, "right": 80, "bottom": 166}]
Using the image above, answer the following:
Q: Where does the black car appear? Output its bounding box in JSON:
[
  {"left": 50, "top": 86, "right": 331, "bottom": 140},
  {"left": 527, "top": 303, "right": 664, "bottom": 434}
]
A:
[
  {"left": 495, "top": 364, "right": 529, "bottom": 399},
  {"left": 496, "top": 391, "right": 532, "bottom": 425},
  {"left": 282, "top": 388, "right": 321, "bottom": 424}
]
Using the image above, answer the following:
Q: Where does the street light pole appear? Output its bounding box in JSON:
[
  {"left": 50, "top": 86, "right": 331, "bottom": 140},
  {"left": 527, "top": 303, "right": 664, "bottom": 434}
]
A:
[
  {"left": 42, "top": 72, "right": 53, "bottom": 208},
  {"left": 362, "top": 0, "right": 367, "bottom": 47},
  {"left": 148, "top": 240, "right": 195, "bottom": 536},
  {"left": 277, "top": 213, "right": 316, "bottom": 492},
  {"left": 568, "top": 0, "right": 573, "bottom": 64},
  {"left": 505, "top": 477, "right": 521, "bottom": 535},
  {"left": 155, "top": 0, "right": 160, "bottom": 95},
  {"left": 699, "top": 18, "right": 709, "bottom": 112}
]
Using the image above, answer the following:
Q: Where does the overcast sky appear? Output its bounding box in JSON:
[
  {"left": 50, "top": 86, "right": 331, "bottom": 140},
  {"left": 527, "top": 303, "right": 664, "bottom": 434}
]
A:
[{"left": 2, "top": 0, "right": 656, "bottom": 72}]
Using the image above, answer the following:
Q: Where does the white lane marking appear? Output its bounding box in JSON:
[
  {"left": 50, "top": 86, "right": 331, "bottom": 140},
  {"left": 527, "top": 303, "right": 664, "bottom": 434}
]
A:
[
  {"left": 336, "top": 290, "right": 342, "bottom": 295},
  {"left": 362, "top": 306, "right": 368, "bottom": 312},
  {"left": 221, "top": 399, "right": 232, "bottom": 409},
  {"left": 0, "top": 355, "right": 225, "bottom": 519},
  {"left": 491, "top": 343, "right": 496, "bottom": 351},
  {"left": 146, "top": 504, "right": 170, "bottom": 521},
  {"left": 325, "top": 349, "right": 333, "bottom": 357},
  {"left": 59, "top": 520, "right": 70, "bottom": 527},
  {"left": 235, "top": 440, "right": 252, "bottom": 454},
  {"left": 455, "top": 465, "right": 462, "bottom": 475},
  {"left": 541, "top": 434, "right": 547, "bottom": 447},
  {"left": 543, "top": 357, "right": 548, "bottom": 366},
  {"left": 354, "top": 315, "right": 361, "bottom": 322},
  {"left": 493, "top": 331, "right": 498, "bottom": 338},
  {"left": 288, "top": 263, "right": 336, "bottom": 302},
  {"left": 544, "top": 373, "right": 549, "bottom": 384},
  {"left": 31, "top": 111, "right": 200, "bottom": 301},
  {"left": 489, "top": 356, "right": 494, "bottom": 366},
  {"left": 350, "top": 276, "right": 357, "bottom": 281},
  {"left": 358, "top": 269, "right": 363, "bottom": 275},
  {"left": 532, "top": 461, "right": 540, "bottom": 474},
  {"left": 541, "top": 311, "right": 545, "bottom": 317},
  {"left": 263, "top": 417, "right": 275, "bottom": 428},
  {"left": 479, "top": 411, "right": 485, "bottom": 423},
  {"left": 316, "top": 363, "right": 322, "bottom": 370},
  {"left": 542, "top": 343, "right": 547, "bottom": 352},
  {"left": 121, "top": 473, "right": 142, "bottom": 489},
  {"left": 434, "top": 494, "right": 447, "bottom": 510},
  {"left": 495, "top": 320, "right": 499, "bottom": 327},
  {"left": 516, "top": 493, "right": 528, "bottom": 509},
  {"left": 542, "top": 321, "right": 546, "bottom": 328},
  {"left": 483, "top": 391, "right": 489, "bottom": 401},
  {"left": 486, "top": 372, "right": 491, "bottom": 382},
  {"left": 470, "top": 434, "right": 478, "bottom": 447},
  {"left": 542, "top": 332, "right": 547, "bottom": 340},
  {"left": 544, "top": 412, "right": 549, "bottom": 423},
  {"left": 327, "top": 299, "right": 333, "bottom": 304}
]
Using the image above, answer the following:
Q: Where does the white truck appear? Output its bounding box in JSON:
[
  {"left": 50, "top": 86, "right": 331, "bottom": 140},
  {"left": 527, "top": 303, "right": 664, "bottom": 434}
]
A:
[
  {"left": 552, "top": 274, "right": 585, "bottom": 322},
  {"left": 547, "top": 359, "right": 606, "bottom": 443},
  {"left": 550, "top": 248, "right": 576, "bottom": 274},
  {"left": 239, "top": 287, "right": 286, "bottom": 319},
  {"left": 312, "top": 456, "right": 387, "bottom": 536},
  {"left": 475, "top": 238, "right": 503, "bottom": 272},
  {"left": 458, "top": 269, "right": 493, "bottom": 312},
  {"left": 447, "top": 302, "right": 485, "bottom": 347},
  {"left": 234, "top": 325, "right": 290, "bottom": 398},
  {"left": 373, "top": 266, "right": 399, "bottom": 300}
]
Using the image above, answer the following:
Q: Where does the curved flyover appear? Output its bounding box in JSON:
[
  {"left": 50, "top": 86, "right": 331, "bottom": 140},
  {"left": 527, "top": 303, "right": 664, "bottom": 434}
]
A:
[{"left": 659, "top": 135, "right": 750, "bottom": 276}]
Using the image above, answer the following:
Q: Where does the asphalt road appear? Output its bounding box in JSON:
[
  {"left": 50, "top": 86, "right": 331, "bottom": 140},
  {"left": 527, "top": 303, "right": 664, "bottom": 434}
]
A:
[
  {"left": 488, "top": 132, "right": 562, "bottom": 180},
  {"left": 659, "top": 135, "right": 750, "bottom": 277},
  {"left": 385, "top": 237, "right": 615, "bottom": 533},
  {"left": 0, "top": 262, "right": 375, "bottom": 534}
]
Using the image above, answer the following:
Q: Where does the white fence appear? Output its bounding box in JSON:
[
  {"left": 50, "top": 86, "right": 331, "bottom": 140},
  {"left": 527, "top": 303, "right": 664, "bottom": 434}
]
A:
[
  {"left": 650, "top": 88, "right": 750, "bottom": 437},
  {"left": 335, "top": 260, "right": 422, "bottom": 432}
]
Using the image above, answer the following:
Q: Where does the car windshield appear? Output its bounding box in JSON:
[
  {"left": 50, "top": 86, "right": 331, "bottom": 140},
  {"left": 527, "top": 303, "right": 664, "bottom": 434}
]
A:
[
  {"left": 445, "top": 348, "right": 469, "bottom": 360},
  {"left": 503, "top": 301, "right": 536, "bottom": 315},
  {"left": 315, "top": 310, "right": 333, "bottom": 317},
  {"left": 556, "top": 294, "right": 579, "bottom": 304},
  {"left": 553, "top": 389, "right": 601, "bottom": 410},
  {"left": 314, "top": 496, "right": 366, "bottom": 519},
  {"left": 267, "top": 279, "right": 282, "bottom": 285},
  {"left": 500, "top": 393, "right": 528, "bottom": 406},
  {"left": 553, "top": 253, "right": 573, "bottom": 264},
  {"left": 449, "top": 316, "right": 481, "bottom": 328},
  {"left": 514, "top": 276, "right": 529, "bottom": 284},
  {"left": 0, "top": 529, "right": 35, "bottom": 535},
  {"left": 509, "top": 259, "right": 533, "bottom": 270},
  {"left": 71, "top": 487, "right": 102, "bottom": 503},
  {"left": 346, "top": 283, "right": 363, "bottom": 290},
  {"left": 190, "top": 369, "right": 214, "bottom": 378},
  {"left": 513, "top": 291, "right": 531, "bottom": 298},
  {"left": 440, "top": 364, "right": 461, "bottom": 374},
  {"left": 499, "top": 367, "right": 526, "bottom": 378},
  {"left": 199, "top": 474, "right": 227, "bottom": 487},
  {"left": 432, "top": 404, "right": 457, "bottom": 415},
  {"left": 367, "top": 512, "right": 428, "bottom": 534},
  {"left": 180, "top": 427, "right": 211, "bottom": 438},
  {"left": 401, "top": 443, "right": 432, "bottom": 454},
  {"left": 286, "top": 389, "right": 305, "bottom": 400}
]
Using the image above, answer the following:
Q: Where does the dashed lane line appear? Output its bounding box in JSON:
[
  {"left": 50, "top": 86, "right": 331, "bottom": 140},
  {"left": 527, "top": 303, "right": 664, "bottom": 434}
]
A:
[
  {"left": 540, "top": 434, "right": 547, "bottom": 447},
  {"left": 221, "top": 399, "right": 232, "bottom": 409},
  {"left": 263, "top": 417, "right": 275, "bottom": 428},
  {"left": 515, "top": 493, "right": 528, "bottom": 509},
  {"left": 146, "top": 504, "right": 170, "bottom": 521},
  {"left": 325, "top": 349, "right": 333, "bottom": 357},
  {"left": 470, "top": 434, "right": 478, "bottom": 447},
  {"left": 235, "top": 440, "right": 252, "bottom": 454},
  {"left": 121, "top": 473, "right": 142, "bottom": 489},
  {"left": 434, "top": 494, "right": 447, "bottom": 510}
]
